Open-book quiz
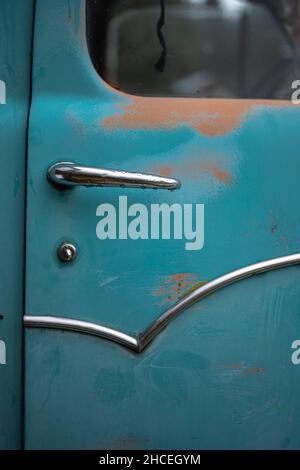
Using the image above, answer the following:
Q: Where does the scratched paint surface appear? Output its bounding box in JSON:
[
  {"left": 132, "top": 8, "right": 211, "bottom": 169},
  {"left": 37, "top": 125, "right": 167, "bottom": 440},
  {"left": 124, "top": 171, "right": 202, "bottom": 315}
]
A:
[
  {"left": 0, "top": 0, "right": 34, "bottom": 449},
  {"left": 25, "top": 0, "right": 300, "bottom": 449},
  {"left": 26, "top": 267, "right": 300, "bottom": 449}
]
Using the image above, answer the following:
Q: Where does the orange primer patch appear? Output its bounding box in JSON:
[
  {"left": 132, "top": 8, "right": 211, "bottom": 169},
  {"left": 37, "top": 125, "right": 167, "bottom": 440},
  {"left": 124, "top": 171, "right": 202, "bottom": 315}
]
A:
[
  {"left": 102, "top": 98, "right": 289, "bottom": 137},
  {"left": 154, "top": 273, "right": 201, "bottom": 304},
  {"left": 200, "top": 162, "right": 232, "bottom": 184},
  {"left": 152, "top": 159, "right": 232, "bottom": 184}
]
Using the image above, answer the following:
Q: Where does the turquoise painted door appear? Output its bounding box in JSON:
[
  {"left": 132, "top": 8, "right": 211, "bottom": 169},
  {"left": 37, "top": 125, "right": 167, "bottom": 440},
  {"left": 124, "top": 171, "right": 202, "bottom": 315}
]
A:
[
  {"left": 0, "top": 0, "right": 34, "bottom": 449},
  {"left": 25, "top": 0, "right": 300, "bottom": 449}
]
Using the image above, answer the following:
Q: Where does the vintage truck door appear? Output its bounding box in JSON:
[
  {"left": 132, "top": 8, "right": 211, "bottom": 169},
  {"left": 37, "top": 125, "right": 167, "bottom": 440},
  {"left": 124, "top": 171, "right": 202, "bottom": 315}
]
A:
[
  {"left": 0, "top": 0, "right": 34, "bottom": 449},
  {"left": 25, "top": 0, "right": 300, "bottom": 449}
]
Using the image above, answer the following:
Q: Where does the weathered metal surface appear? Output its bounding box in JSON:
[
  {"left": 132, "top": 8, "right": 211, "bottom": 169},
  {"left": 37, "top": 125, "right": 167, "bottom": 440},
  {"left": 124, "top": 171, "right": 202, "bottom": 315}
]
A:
[
  {"left": 0, "top": 0, "right": 34, "bottom": 449},
  {"left": 102, "top": 97, "right": 290, "bottom": 137},
  {"left": 24, "top": 0, "right": 300, "bottom": 449},
  {"left": 24, "top": 253, "right": 300, "bottom": 352}
]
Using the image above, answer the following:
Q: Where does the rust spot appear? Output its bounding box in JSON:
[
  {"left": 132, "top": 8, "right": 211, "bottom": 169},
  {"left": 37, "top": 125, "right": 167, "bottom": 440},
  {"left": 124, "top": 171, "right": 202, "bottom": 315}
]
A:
[
  {"left": 154, "top": 273, "right": 203, "bottom": 304},
  {"left": 102, "top": 97, "right": 290, "bottom": 137},
  {"left": 242, "top": 367, "right": 266, "bottom": 376},
  {"left": 166, "top": 273, "right": 195, "bottom": 283}
]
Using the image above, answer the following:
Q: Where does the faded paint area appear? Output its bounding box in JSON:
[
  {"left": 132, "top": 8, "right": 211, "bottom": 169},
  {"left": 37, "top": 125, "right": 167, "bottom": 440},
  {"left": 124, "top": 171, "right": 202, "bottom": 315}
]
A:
[
  {"left": 152, "top": 158, "right": 232, "bottom": 184},
  {"left": 65, "top": 109, "right": 85, "bottom": 136},
  {"left": 154, "top": 273, "right": 206, "bottom": 304},
  {"left": 102, "top": 98, "right": 289, "bottom": 137}
]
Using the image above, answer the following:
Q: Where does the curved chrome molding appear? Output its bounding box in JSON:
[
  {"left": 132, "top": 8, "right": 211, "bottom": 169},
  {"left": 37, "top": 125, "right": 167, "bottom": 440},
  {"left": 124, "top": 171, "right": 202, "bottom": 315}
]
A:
[
  {"left": 23, "top": 316, "right": 139, "bottom": 351},
  {"left": 24, "top": 253, "right": 300, "bottom": 353},
  {"left": 138, "top": 252, "right": 300, "bottom": 350}
]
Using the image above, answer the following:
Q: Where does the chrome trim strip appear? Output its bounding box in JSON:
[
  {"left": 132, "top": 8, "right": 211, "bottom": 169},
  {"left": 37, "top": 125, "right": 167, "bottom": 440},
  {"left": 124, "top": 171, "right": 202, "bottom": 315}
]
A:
[
  {"left": 23, "top": 316, "right": 139, "bottom": 351},
  {"left": 47, "top": 162, "right": 181, "bottom": 191},
  {"left": 138, "top": 252, "right": 300, "bottom": 351},
  {"left": 24, "top": 253, "right": 300, "bottom": 353}
]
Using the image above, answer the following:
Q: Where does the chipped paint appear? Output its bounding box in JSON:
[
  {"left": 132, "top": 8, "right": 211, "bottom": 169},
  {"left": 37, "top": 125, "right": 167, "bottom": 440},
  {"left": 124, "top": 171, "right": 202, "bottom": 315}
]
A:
[
  {"left": 102, "top": 97, "right": 290, "bottom": 137},
  {"left": 154, "top": 273, "right": 205, "bottom": 304}
]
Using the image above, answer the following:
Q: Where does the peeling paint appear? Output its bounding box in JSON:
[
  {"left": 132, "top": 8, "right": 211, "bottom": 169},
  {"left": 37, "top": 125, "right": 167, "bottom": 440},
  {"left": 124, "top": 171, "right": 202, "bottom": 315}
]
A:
[{"left": 102, "top": 98, "right": 290, "bottom": 137}]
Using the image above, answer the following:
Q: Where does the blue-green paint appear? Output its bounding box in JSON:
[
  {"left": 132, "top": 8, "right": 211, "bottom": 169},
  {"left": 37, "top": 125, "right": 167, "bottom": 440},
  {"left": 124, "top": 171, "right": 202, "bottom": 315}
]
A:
[
  {"left": 67, "top": 0, "right": 81, "bottom": 34},
  {"left": 25, "top": 267, "right": 300, "bottom": 449},
  {"left": 25, "top": 0, "right": 300, "bottom": 449},
  {"left": 0, "top": 0, "right": 34, "bottom": 449}
]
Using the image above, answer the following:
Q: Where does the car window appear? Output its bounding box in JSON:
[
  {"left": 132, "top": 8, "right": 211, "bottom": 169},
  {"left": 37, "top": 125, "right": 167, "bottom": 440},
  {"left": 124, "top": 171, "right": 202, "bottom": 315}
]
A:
[{"left": 86, "top": 0, "right": 300, "bottom": 99}]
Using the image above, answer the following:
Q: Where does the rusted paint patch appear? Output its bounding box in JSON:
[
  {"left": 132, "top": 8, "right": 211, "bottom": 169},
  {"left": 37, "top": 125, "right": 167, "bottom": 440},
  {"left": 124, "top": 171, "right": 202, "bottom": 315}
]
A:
[
  {"left": 152, "top": 158, "right": 232, "bottom": 184},
  {"left": 242, "top": 367, "right": 266, "bottom": 377},
  {"left": 154, "top": 273, "right": 205, "bottom": 304},
  {"left": 200, "top": 162, "right": 232, "bottom": 184},
  {"left": 102, "top": 98, "right": 289, "bottom": 137}
]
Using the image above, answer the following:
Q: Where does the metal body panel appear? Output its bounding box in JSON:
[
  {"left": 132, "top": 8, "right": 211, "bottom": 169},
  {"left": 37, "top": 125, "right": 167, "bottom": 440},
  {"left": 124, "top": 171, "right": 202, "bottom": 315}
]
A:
[
  {"left": 25, "top": 0, "right": 300, "bottom": 449},
  {"left": 0, "top": 0, "right": 34, "bottom": 449},
  {"left": 25, "top": 267, "right": 300, "bottom": 450},
  {"left": 24, "top": 253, "right": 300, "bottom": 352}
]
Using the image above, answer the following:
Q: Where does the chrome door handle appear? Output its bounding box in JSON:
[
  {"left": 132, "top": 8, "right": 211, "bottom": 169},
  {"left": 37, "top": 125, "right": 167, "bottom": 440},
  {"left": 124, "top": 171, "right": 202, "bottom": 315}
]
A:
[{"left": 47, "top": 162, "right": 181, "bottom": 190}]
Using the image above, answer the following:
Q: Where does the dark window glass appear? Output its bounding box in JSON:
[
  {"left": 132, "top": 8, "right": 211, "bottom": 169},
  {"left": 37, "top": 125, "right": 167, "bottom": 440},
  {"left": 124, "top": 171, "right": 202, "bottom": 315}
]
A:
[{"left": 87, "top": 0, "right": 300, "bottom": 98}]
